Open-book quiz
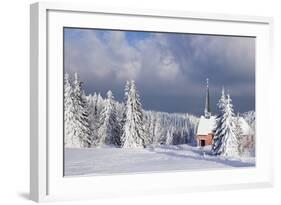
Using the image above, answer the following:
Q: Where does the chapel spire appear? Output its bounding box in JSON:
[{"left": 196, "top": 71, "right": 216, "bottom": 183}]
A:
[{"left": 204, "top": 78, "right": 211, "bottom": 118}]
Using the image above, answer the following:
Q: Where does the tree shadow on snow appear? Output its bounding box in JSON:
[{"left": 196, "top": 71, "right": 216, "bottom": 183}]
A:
[{"left": 148, "top": 146, "right": 255, "bottom": 168}]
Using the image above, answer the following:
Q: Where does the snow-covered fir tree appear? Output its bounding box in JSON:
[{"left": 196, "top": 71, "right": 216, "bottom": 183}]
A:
[
  {"left": 124, "top": 80, "right": 131, "bottom": 102},
  {"left": 121, "top": 80, "right": 150, "bottom": 148},
  {"left": 95, "top": 93, "right": 104, "bottom": 116},
  {"left": 212, "top": 92, "right": 239, "bottom": 157},
  {"left": 145, "top": 113, "right": 156, "bottom": 144},
  {"left": 64, "top": 73, "right": 79, "bottom": 147},
  {"left": 220, "top": 94, "right": 239, "bottom": 157},
  {"left": 85, "top": 94, "right": 94, "bottom": 128},
  {"left": 165, "top": 127, "right": 174, "bottom": 145},
  {"left": 153, "top": 117, "right": 166, "bottom": 144},
  {"left": 72, "top": 73, "right": 92, "bottom": 147},
  {"left": 98, "top": 90, "right": 121, "bottom": 146},
  {"left": 85, "top": 94, "right": 99, "bottom": 146},
  {"left": 90, "top": 92, "right": 98, "bottom": 116},
  {"left": 212, "top": 87, "right": 227, "bottom": 155},
  {"left": 120, "top": 81, "right": 131, "bottom": 142}
]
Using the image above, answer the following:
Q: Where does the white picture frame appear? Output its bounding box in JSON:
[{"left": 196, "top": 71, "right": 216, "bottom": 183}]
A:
[{"left": 30, "top": 2, "right": 274, "bottom": 202}]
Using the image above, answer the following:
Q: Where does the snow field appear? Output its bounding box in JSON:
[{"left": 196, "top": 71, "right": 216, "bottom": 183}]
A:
[{"left": 64, "top": 144, "right": 255, "bottom": 176}]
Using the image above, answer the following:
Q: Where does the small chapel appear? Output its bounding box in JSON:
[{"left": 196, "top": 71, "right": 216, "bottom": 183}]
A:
[
  {"left": 196, "top": 79, "right": 254, "bottom": 148},
  {"left": 196, "top": 79, "right": 216, "bottom": 147}
]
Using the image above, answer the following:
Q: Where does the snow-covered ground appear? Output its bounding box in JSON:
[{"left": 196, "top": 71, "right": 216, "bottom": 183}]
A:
[{"left": 64, "top": 144, "right": 255, "bottom": 176}]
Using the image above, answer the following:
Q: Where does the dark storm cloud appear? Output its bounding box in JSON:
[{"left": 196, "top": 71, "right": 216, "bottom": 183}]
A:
[{"left": 64, "top": 28, "right": 255, "bottom": 116}]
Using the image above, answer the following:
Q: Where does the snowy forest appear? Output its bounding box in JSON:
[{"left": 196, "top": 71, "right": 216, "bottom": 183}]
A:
[
  {"left": 64, "top": 72, "right": 199, "bottom": 149},
  {"left": 64, "top": 73, "right": 255, "bottom": 154}
]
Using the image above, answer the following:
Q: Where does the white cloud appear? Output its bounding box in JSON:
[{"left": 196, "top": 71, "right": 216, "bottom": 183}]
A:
[{"left": 65, "top": 30, "right": 183, "bottom": 83}]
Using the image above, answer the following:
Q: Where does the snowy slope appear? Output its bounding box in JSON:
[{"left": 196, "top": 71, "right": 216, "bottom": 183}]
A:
[{"left": 64, "top": 145, "right": 255, "bottom": 176}]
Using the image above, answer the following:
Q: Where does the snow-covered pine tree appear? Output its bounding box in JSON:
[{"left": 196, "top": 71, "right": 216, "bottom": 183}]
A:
[
  {"left": 86, "top": 94, "right": 94, "bottom": 125},
  {"left": 165, "top": 127, "right": 174, "bottom": 145},
  {"left": 72, "top": 73, "right": 92, "bottom": 147},
  {"left": 143, "top": 114, "right": 153, "bottom": 144},
  {"left": 121, "top": 80, "right": 150, "bottom": 148},
  {"left": 98, "top": 90, "right": 121, "bottom": 146},
  {"left": 147, "top": 112, "right": 156, "bottom": 144},
  {"left": 212, "top": 87, "right": 227, "bottom": 155},
  {"left": 64, "top": 73, "right": 79, "bottom": 148},
  {"left": 154, "top": 117, "right": 165, "bottom": 144},
  {"left": 91, "top": 92, "right": 98, "bottom": 116},
  {"left": 86, "top": 94, "right": 99, "bottom": 146},
  {"left": 96, "top": 93, "right": 104, "bottom": 116},
  {"left": 120, "top": 81, "right": 131, "bottom": 145},
  {"left": 219, "top": 94, "right": 239, "bottom": 157},
  {"left": 124, "top": 80, "right": 131, "bottom": 102}
]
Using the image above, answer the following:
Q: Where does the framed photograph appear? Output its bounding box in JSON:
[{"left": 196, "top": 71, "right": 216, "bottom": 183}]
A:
[{"left": 30, "top": 2, "right": 274, "bottom": 202}]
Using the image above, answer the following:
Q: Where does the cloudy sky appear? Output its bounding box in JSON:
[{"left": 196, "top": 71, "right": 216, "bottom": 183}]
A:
[{"left": 64, "top": 28, "right": 255, "bottom": 116}]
